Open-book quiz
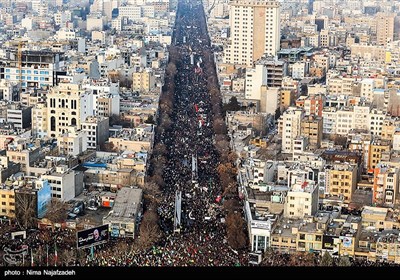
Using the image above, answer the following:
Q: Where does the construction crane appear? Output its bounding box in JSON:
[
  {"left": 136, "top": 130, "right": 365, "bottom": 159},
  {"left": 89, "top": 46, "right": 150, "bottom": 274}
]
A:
[
  {"left": 17, "top": 41, "right": 23, "bottom": 98},
  {"left": 5, "top": 39, "right": 26, "bottom": 98}
]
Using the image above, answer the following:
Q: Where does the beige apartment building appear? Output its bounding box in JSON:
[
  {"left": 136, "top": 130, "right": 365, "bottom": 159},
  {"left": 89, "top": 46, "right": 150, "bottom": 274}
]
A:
[
  {"left": 300, "top": 115, "right": 323, "bottom": 149},
  {"left": 280, "top": 89, "right": 296, "bottom": 110},
  {"left": 0, "top": 185, "right": 15, "bottom": 218},
  {"left": 376, "top": 12, "right": 395, "bottom": 46},
  {"left": 132, "top": 69, "right": 155, "bottom": 93},
  {"left": 224, "top": 0, "right": 280, "bottom": 66},
  {"left": 368, "top": 139, "right": 391, "bottom": 170},
  {"left": 326, "top": 163, "right": 358, "bottom": 203},
  {"left": 284, "top": 180, "right": 319, "bottom": 219},
  {"left": 31, "top": 102, "right": 48, "bottom": 138}
]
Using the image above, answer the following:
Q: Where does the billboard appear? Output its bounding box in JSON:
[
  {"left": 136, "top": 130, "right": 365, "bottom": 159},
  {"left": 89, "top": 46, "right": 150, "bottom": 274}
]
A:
[
  {"left": 340, "top": 236, "right": 353, "bottom": 248},
  {"left": 111, "top": 225, "right": 119, "bottom": 238},
  {"left": 37, "top": 180, "right": 51, "bottom": 219},
  {"left": 77, "top": 224, "right": 109, "bottom": 249}
]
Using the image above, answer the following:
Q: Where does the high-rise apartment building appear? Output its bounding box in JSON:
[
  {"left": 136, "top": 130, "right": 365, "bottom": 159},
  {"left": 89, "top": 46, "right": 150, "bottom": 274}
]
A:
[
  {"left": 224, "top": 0, "right": 280, "bottom": 66},
  {"left": 279, "top": 107, "right": 304, "bottom": 154},
  {"left": 376, "top": 12, "right": 395, "bottom": 46}
]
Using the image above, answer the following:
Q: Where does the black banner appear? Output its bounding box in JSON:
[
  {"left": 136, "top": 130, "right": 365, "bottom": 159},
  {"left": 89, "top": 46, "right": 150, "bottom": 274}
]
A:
[{"left": 77, "top": 224, "right": 109, "bottom": 249}]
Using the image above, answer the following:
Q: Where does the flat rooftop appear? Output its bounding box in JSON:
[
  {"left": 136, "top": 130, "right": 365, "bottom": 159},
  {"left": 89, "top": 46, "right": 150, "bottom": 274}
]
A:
[{"left": 103, "top": 187, "right": 142, "bottom": 223}]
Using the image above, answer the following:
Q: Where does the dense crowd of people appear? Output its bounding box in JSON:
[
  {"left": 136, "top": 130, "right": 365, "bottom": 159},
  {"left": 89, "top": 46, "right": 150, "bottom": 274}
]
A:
[{"left": 143, "top": 0, "right": 248, "bottom": 266}]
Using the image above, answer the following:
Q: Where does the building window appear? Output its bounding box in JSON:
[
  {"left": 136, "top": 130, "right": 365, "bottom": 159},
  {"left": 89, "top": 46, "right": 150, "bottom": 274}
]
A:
[{"left": 257, "top": 236, "right": 266, "bottom": 251}]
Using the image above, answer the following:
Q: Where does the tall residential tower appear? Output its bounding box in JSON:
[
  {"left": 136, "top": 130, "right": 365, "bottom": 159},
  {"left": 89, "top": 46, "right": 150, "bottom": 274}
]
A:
[{"left": 224, "top": 0, "right": 281, "bottom": 66}]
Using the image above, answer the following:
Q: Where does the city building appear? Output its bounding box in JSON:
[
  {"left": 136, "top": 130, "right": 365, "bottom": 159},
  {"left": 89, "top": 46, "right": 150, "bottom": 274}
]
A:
[
  {"left": 103, "top": 187, "right": 143, "bottom": 238},
  {"left": 325, "top": 163, "right": 358, "bottom": 203},
  {"left": 132, "top": 68, "right": 156, "bottom": 93},
  {"left": 373, "top": 164, "right": 400, "bottom": 206},
  {"left": 376, "top": 12, "right": 395, "bottom": 46},
  {"left": 279, "top": 107, "right": 304, "bottom": 154},
  {"left": 46, "top": 83, "right": 93, "bottom": 138},
  {"left": 300, "top": 115, "right": 323, "bottom": 149},
  {"left": 57, "top": 126, "right": 88, "bottom": 156},
  {"left": 224, "top": 0, "right": 280, "bottom": 66},
  {"left": 6, "top": 104, "right": 32, "bottom": 129},
  {"left": 0, "top": 155, "right": 20, "bottom": 183},
  {"left": 2, "top": 50, "right": 65, "bottom": 92},
  {"left": 0, "top": 183, "right": 15, "bottom": 218},
  {"left": 42, "top": 165, "right": 83, "bottom": 201},
  {"left": 81, "top": 116, "right": 110, "bottom": 150},
  {"left": 6, "top": 142, "right": 42, "bottom": 173},
  {"left": 284, "top": 180, "right": 318, "bottom": 219}
]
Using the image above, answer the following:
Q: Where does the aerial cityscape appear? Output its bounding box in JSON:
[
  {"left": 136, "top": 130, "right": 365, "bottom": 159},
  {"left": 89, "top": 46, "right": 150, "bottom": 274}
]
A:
[{"left": 1, "top": 0, "right": 400, "bottom": 270}]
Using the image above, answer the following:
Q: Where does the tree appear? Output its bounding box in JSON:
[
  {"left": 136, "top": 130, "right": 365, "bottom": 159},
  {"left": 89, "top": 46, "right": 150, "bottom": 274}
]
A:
[
  {"left": 144, "top": 114, "right": 155, "bottom": 124},
  {"left": 222, "top": 183, "right": 237, "bottom": 197},
  {"left": 160, "top": 114, "right": 173, "bottom": 130},
  {"left": 138, "top": 207, "right": 162, "bottom": 250},
  {"left": 141, "top": 182, "right": 162, "bottom": 204},
  {"left": 152, "top": 143, "right": 167, "bottom": 157},
  {"left": 320, "top": 251, "right": 334, "bottom": 266},
  {"left": 338, "top": 255, "right": 351, "bottom": 266},
  {"left": 109, "top": 114, "right": 131, "bottom": 128},
  {"left": 150, "top": 174, "right": 165, "bottom": 188},
  {"left": 209, "top": 88, "right": 220, "bottom": 97},
  {"left": 213, "top": 118, "right": 227, "bottom": 135},
  {"left": 217, "top": 162, "right": 237, "bottom": 180},
  {"left": 59, "top": 248, "right": 76, "bottom": 266},
  {"left": 165, "top": 62, "right": 177, "bottom": 76},
  {"left": 223, "top": 199, "right": 240, "bottom": 214},
  {"left": 112, "top": 72, "right": 132, "bottom": 89},
  {"left": 333, "top": 135, "right": 348, "bottom": 147},
  {"left": 215, "top": 138, "right": 230, "bottom": 155},
  {"left": 44, "top": 199, "right": 69, "bottom": 224},
  {"left": 287, "top": 252, "right": 316, "bottom": 266},
  {"left": 15, "top": 190, "right": 37, "bottom": 229},
  {"left": 151, "top": 155, "right": 167, "bottom": 169},
  {"left": 225, "top": 212, "right": 247, "bottom": 250},
  {"left": 227, "top": 151, "right": 238, "bottom": 163},
  {"left": 101, "top": 141, "right": 116, "bottom": 152},
  {"left": 223, "top": 96, "right": 241, "bottom": 113}
]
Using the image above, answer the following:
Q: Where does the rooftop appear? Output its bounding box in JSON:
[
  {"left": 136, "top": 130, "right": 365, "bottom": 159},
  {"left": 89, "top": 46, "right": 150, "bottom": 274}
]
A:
[{"left": 103, "top": 187, "right": 142, "bottom": 223}]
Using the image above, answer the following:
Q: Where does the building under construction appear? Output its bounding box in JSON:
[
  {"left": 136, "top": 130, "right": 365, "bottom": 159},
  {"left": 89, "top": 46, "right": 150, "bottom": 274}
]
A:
[{"left": 0, "top": 50, "right": 65, "bottom": 94}]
